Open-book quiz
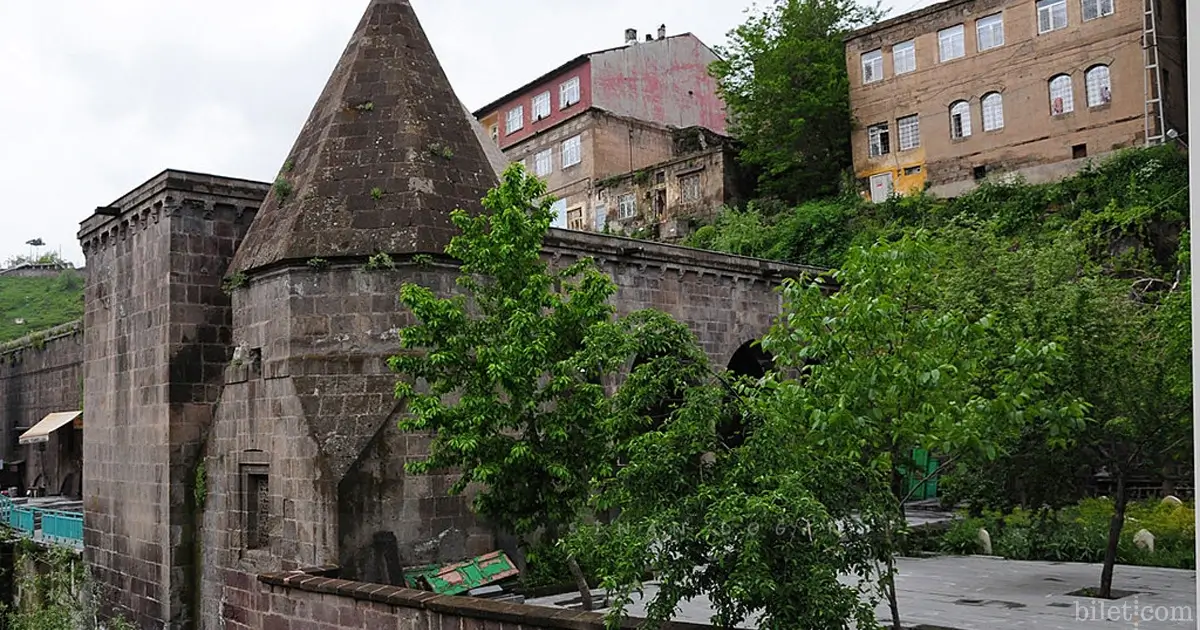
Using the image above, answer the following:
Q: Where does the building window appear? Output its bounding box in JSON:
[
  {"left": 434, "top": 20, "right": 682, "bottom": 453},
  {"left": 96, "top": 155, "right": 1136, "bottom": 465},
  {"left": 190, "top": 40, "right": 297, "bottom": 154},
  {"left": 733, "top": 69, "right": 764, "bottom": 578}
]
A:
[
  {"left": 1073, "top": 143, "right": 1088, "bottom": 159},
  {"left": 868, "top": 122, "right": 891, "bottom": 157},
  {"left": 892, "top": 40, "right": 916, "bottom": 75},
  {"left": 862, "top": 49, "right": 883, "bottom": 83},
  {"left": 594, "top": 203, "right": 607, "bottom": 231},
  {"left": 534, "top": 149, "right": 553, "bottom": 176},
  {"left": 981, "top": 92, "right": 1004, "bottom": 131},
  {"left": 567, "top": 207, "right": 584, "bottom": 230},
  {"left": 681, "top": 174, "right": 701, "bottom": 203},
  {"left": 618, "top": 193, "right": 636, "bottom": 219},
  {"left": 532, "top": 92, "right": 551, "bottom": 121},
  {"left": 1037, "top": 0, "right": 1068, "bottom": 33},
  {"left": 976, "top": 14, "right": 1004, "bottom": 51},
  {"left": 1049, "top": 74, "right": 1074, "bottom": 115},
  {"left": 1085, "top": 65, "right": 1112, "bottom": 107},
  {"left": 897, "top": 114, "right": 920, "bottom": 150},
  {"left": 949, "top": 100, "right": 972, "bottom": 139},
  {"left": 1082, "top": 0, "right": 1114, "bottom": 20},
  {"left": 561, "top": 135, "right": 582, "bottom": 167},
  {"left": 560, "top": 76, "right": 581, "bottom": 108},
  {"left": 938, "top": 25, "right": 965, "bottom": 62},
  {"left": 242, "top": 465, "right": 269, "bottom": 550},
  {"left": 489, "top": 124, "right": 499, "bottom": 143},
  {"left": 506, "top": 105, "right": 524, "bottom": 133},
  {"left": 903, "top": 165, "right": 923, "bottom": 176}
]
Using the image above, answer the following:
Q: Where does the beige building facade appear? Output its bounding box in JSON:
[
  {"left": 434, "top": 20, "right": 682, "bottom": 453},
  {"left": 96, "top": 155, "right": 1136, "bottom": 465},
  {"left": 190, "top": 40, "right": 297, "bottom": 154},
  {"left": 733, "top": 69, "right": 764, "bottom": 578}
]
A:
[{"left": 845, "top": 0, "right": 1188, "bottom": 200}]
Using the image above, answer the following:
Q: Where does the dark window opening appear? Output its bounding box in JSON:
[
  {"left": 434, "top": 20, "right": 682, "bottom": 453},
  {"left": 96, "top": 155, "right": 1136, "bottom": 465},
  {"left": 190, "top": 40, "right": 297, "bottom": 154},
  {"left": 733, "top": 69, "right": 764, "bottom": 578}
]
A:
[
  {"left": 655, "top": 171, "right": 665, "bottom": 185},
  {"left": 243, "top": 465, "right": 269, "bottom": 550},
  {"left": 973, "top": 165, "right": 987, "bottom": 180},
  {"left": 1072, "top": 143, "right": 1088, "bottom": 159},
  {"left": 719, "top": 341, "right": 777, "bottom": 449},
  {"left": 903, "top": 165, "right": 923, "bottom": 176}
]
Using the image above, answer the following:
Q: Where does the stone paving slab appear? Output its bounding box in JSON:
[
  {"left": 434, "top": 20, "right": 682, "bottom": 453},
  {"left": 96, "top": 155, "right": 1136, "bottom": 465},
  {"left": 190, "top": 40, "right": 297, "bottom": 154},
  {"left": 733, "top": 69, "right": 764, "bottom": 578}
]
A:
[{"left": 526, "top": 556, "right": 1197, "bottom": 629}]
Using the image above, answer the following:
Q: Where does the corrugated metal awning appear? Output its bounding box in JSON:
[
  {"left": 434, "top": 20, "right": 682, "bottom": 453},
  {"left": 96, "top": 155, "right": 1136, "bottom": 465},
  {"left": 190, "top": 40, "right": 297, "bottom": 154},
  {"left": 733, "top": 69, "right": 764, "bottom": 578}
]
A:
[{"left": 19, "top": 411, "right": 82, "bottom": 445}]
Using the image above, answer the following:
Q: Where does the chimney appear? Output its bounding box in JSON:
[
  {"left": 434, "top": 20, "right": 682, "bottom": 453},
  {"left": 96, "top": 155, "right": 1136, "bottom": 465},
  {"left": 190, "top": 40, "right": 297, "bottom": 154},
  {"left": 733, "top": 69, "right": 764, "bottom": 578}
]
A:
[
  {"left": 658, "top": 24, "right": 666, "bottom": 40},
  {"left": 645, "top": 34, "right": 653, "bottom": 41},
  {"left": 625, "top": 28, "right": 637, "bottom": 44}
]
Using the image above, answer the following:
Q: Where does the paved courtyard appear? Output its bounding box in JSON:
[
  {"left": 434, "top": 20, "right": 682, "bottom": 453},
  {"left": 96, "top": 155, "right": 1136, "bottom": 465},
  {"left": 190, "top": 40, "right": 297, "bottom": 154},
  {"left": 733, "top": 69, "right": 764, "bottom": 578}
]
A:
[{"left": 526, "top": 556, "right": 1197, "bottom": 629}]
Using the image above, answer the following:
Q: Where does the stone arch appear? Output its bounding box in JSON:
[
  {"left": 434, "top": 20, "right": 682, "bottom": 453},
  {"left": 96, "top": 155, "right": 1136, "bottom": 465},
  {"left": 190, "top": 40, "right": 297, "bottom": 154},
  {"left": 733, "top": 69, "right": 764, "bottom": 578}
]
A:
[{"left": 716, "top": 339, "right": 775, "bottom": 449}]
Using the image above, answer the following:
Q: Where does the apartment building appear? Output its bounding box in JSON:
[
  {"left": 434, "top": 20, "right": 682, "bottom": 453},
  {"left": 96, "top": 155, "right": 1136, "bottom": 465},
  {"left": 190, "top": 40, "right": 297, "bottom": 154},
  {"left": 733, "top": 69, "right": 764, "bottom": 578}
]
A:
[
  {"left": 845, "top": 0, "right": 1188, "bottom": 201},
  {"left": 473, "top": 26, "right": 731, "bottom": 233}
]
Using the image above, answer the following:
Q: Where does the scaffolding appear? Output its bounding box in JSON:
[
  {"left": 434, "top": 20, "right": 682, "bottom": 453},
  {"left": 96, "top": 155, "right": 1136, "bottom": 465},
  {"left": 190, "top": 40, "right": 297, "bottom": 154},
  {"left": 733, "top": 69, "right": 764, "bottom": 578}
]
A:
[{"left": 1142, "top": 0, "right": 1166, "bottom": 145}]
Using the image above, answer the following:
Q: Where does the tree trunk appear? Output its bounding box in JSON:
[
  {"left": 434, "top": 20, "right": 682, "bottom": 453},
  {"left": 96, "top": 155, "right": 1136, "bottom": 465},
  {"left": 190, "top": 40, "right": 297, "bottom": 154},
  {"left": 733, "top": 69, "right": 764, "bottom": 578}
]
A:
[
  {"left": 885, "top": 452, "right": 904, "bottom": 630},
  {"left": 566, "top": 555, "right": 593, "bottom": 611},
  {"left": 1098, "top": 473, "right": 1128, "bottom": 598}
]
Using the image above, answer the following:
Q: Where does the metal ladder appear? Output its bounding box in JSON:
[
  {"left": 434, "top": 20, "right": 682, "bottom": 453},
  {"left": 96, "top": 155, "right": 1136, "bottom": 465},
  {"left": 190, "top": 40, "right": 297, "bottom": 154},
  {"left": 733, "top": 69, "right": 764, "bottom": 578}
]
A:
[{"left": 1142, "top": 0, "right": 1165, "bottom": 145}]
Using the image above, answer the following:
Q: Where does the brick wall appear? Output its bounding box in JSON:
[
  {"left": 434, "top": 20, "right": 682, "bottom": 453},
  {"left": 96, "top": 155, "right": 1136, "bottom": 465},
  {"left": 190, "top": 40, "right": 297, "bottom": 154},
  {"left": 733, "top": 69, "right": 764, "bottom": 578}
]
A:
[
  {"left": 80, "top": 170, "right": 267, "bottom": 630},
  {"left": 251, "top": 567, "right": 713, "bottom": 630},
  {"left": 0, "top": 322, "right": 84, "bottom": 495}
]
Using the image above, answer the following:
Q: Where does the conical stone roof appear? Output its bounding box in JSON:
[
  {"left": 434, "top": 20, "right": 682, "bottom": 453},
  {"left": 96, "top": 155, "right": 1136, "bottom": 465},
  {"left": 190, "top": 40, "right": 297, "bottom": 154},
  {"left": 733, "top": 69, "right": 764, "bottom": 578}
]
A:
[{"left": 230, "top": 0, "right": 503, "bottom": 274}]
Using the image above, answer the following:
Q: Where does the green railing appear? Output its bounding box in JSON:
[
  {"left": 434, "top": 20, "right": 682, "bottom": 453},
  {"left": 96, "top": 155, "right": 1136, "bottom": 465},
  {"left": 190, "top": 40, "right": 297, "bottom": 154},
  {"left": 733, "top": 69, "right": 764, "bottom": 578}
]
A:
[{"left": 903, "top": 448, "right": 940, "bottom": 501}]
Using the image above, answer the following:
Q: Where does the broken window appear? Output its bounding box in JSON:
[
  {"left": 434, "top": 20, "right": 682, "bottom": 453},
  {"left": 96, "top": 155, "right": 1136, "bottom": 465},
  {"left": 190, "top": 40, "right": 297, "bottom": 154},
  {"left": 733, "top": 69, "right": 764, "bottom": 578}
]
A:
[
  {"left": 534, "top": 149, "right": 553, "bottom": 177},
  {"left": 561, "top": 135, "right": 582, "bottom": 168},
  {"left": 982, "top": 92, "right": 1004, "bottom": 131},
  {"left": 1082, "top": 0, "right": 1114, "bottom": 20},
  {"left": 897, "top": 114, "right": 920, "bottom": 150},
  {"left": 506, "top": 105, "right": 524, "bottom": 134},
  {"left": 938, "top": 25, "right": 965, "bottom": 62},
  {"left": 1037, "top": 0, "right": 1068, "bottom": 33},
  {"left": 680, "top": 174, "right": 701, "bottom": 203},
  {"left": 567, "top": 207, "right": 584, "bottom": 230},
  {"left": 1072, "top": 143, "right": 1088, "bottom": 159},
  {"left": 1085, "top": 65, "right": 1112, "bottom": 107},
  {"left": 892, "top": 40, "right": 916, "bottom": 75},
  {"left": 560, "top": 76, "right": 581, "bottom": 109},
  {"left": 532, "top": 91, "right": 551, "bottom": 121},
  {"left": 868, "top": 123, "right": 890, "bottom": 157},
  {"left": 1049, "top": 74, "right": 1074, "bottom": 115},
  {"left": 949, "top": 101, "right": 972, "bottom": 139},
  {"left": 594, "top": 203, "right": 608, "bottom": 231},
  {"left": 862, "top": 49, "right": 883, "bottom": 84},
  {"left": 618, "top": 193, "right": 636, "bottom": 219},
  {"left": 976, "top": 14, "right": 1004, "bottom": 51},
  {"left": 903, "top": 165, "right": 922, "bottom": 176}
]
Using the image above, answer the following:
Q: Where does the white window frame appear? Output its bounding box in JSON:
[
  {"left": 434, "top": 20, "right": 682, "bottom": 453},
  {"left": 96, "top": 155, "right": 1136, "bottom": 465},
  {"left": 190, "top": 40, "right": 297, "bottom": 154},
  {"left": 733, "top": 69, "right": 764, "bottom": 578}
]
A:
[
  {"left": 1082, "top": 0, "right": 1114, "bottom": 20},
  {"left": 531, "top": 92, "right": 551, "bottom": 121},
  {"left": 1049, "top": 74, "right": 1074, "bottom": 114},
  {"left": 938, "top": 25, "right": 965, "bottom": 62},
  {"left": 561, "top": 135, "right": 582, "bottom": 168},
  {"left": 892, "top": 40, "right": 916, "bottom": 75},
  {"left": 897, "top": 114, "right": 920, "bottom": 151},
  {"left": 981, "top": 92, "right": 1004, "bottom": 131},
  {"left": 950, "top": 101, "right": 972, "bottom": 139},
  {"left": 534, "top": 149, "right": 553, "bottom": 176},
  {"left": 680, "top": 174, "right": 701, "bottom": 203},
  {"left": 560, "top": 76, "right": 581, "bottom": 109},
  {"left": 868, "top": 122, "right": 890, "bottom": 157},
  {"left": 566, "top": 207, "right": 584, "bottom": 230},
  {"left": 1037, "top": 0, "right": 1068, "bottom": 33},
  {"left": 976, "top": 14, "right": 1004, "bottom": 51},
  {"left": 617, "top": 193, "right": 636, "bottom": 219},
  {"left": 506, "top": 105, "right": 524, "bottom": 133},
  {"left": 1086, "top": 65, "right": 1112, "bottom": 107},
  {"left": 862, "top": 49, "right": 883, "bottom": 84}
]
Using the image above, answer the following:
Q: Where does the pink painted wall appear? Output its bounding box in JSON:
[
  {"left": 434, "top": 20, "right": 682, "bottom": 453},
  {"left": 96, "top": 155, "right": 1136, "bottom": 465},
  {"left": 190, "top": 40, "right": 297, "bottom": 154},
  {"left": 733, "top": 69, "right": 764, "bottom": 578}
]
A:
[
  {"left": 486, "top": 63, "right": 594, "bottom": 150},
  {"left": 590, "top": 34, "right": 727, "bottom": 135}
]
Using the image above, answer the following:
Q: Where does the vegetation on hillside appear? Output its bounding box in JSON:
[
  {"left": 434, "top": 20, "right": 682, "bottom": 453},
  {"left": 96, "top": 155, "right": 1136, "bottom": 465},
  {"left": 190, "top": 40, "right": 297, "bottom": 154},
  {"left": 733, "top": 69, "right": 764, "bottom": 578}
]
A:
[{"left": 0, "top": 272, "right": 85, "bottom": 344}]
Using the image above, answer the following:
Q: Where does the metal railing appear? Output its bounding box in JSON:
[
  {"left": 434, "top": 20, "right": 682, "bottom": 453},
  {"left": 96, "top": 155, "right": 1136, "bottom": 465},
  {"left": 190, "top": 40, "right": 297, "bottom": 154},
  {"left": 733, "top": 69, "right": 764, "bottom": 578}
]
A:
[{"left": 0, "top": 495, "right": 83, "bottom": 548}]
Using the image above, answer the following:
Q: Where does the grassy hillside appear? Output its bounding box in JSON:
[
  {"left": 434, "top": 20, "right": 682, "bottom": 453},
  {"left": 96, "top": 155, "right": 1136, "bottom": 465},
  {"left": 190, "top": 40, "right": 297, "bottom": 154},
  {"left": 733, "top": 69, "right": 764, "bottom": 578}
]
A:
[{"left": 0, "top": 272, "right": 85, "bottom": 344}]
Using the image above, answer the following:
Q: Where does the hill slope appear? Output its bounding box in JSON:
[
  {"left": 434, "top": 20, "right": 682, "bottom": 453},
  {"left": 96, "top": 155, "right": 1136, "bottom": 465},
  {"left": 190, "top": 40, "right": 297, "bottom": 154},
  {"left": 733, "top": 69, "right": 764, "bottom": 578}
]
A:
[{"left": 0, "top": 272, "right": 85, "bottom": 344}]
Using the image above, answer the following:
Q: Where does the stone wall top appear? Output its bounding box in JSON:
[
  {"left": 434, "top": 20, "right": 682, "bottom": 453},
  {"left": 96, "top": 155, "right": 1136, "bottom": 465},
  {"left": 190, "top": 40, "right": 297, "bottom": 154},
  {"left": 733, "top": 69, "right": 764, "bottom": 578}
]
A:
[
  {"left": 0, "top": 320, "right": 83, "bottom": 357},
  {"left": 258, "top": 566, "right": 715, "bottom": 630}
]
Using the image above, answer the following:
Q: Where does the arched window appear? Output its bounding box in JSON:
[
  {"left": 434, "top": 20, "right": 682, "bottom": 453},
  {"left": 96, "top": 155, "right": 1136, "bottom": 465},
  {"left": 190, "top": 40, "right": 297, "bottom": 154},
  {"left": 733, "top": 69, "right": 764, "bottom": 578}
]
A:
[
  {"left": 1085, "top": 65, "right": 1112, "bottom": 107},
  {"left": 981, "top": 92, "right": 1004, "bottom": 131},
  {"left": 949, "top": 100, "right": 972, "bottom": 139},
  {"left": 1049, "top": 74, "right": 1074, "bottom": 115}
]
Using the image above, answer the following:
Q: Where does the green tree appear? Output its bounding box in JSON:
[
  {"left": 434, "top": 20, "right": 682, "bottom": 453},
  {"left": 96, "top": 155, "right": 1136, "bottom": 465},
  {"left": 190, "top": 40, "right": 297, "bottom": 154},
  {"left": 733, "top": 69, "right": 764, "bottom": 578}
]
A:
[
  {"left": 711, "top": 0, "right": 882, "bottom": 203},
  {"left": 390, "top": 164, "right": 617, "bottom": 608},
  {"left": 758, "top": 232, "right": 1081, "bottom": 628}
]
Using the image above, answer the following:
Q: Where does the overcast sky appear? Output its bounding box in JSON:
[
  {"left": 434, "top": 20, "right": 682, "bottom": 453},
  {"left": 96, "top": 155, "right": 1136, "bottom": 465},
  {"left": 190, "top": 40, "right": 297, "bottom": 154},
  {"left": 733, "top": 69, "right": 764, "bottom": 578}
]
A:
[{"left": 0, "top": 0, "right": 930, "bottom": 266}]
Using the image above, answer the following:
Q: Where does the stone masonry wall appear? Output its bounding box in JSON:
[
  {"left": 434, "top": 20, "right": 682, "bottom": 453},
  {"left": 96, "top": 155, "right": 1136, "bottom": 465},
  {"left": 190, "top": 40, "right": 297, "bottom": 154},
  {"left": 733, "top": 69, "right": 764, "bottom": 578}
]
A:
[
  {"left": 0, "top": 322, "right": 84, "bottom": 494},
  {"left": 253, "top": 567, "right": 712, "bottom": 630}
]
